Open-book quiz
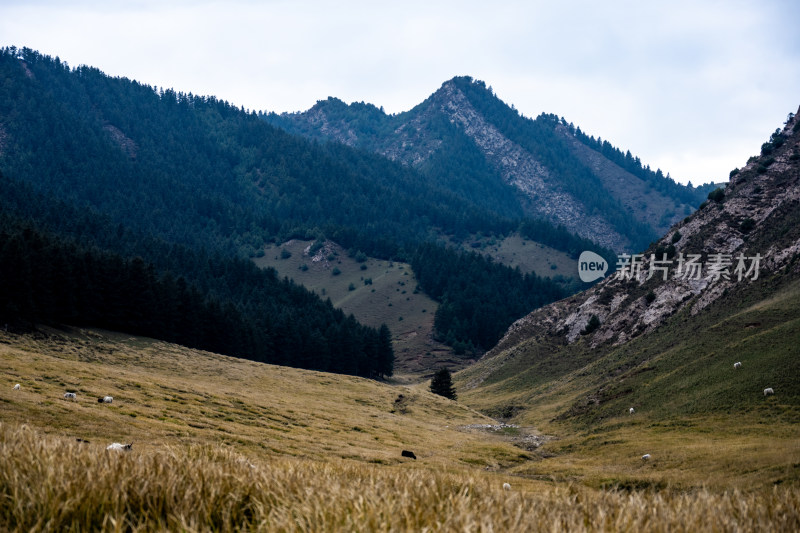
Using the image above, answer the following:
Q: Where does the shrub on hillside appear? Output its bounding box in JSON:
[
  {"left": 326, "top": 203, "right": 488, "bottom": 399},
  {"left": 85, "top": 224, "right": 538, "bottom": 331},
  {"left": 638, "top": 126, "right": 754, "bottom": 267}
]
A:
[
  {"left": 707, "top": 188, "right": 725, "bottom": 203},
  {"left": 581, "top": 315, "right": 601, "bottom": 335}
]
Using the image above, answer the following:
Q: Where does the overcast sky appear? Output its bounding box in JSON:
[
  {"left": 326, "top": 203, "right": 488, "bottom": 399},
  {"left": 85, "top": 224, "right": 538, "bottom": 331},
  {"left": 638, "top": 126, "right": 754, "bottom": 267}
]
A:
[{"left": 2, "top": 0, "right": 798, "bottom": 185}]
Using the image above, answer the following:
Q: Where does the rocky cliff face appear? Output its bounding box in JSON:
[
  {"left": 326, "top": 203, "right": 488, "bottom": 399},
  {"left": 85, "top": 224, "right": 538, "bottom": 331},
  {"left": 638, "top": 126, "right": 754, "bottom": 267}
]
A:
[
  {"left": 267, "top": 78, "right": 704, "bottom": 252},
  {"left": 301, "top": 105, "right": 360, "bottom": 147},
  {"left": 487, "top": 107, "right": 800, "bottom": 363},
  {"left": 427, "top": 81, "right": 627, "bottom": 250}
]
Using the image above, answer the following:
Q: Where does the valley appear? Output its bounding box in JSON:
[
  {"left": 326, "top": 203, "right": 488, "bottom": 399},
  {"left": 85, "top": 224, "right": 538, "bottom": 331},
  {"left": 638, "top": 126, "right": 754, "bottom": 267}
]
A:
[
  {"left": 1, "top": 44, "right": 799, "bottom": 530},
  {"left": 2, "top": 326, "right": 798, "bottom": 530}
]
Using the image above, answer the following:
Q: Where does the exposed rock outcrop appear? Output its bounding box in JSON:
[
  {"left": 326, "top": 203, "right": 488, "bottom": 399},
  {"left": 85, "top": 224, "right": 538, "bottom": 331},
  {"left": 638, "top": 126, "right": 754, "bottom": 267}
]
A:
[
  {"left": 268, "top": 77, "right": 710, "bottom": 253},
  {"left": 430, "top": 81, "right": 628, "bottom": 250},
  {"left": 103, "top": 124, "right": 137, "bottom": 159},
  {"left": 487, "top": 107, "right": 800, "bottom": 365}
]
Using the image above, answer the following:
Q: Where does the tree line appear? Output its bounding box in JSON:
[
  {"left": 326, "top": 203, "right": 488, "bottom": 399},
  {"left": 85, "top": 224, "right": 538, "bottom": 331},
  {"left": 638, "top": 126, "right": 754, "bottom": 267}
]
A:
[
  {"left": 0, "top": 168, "right": 393, "bottom": 378},
  {"left": 0, "top": 212, "right": 393, "bottom": 378},
  {"left": 411, "top": 243, "right": 565, "bottom": 353}
]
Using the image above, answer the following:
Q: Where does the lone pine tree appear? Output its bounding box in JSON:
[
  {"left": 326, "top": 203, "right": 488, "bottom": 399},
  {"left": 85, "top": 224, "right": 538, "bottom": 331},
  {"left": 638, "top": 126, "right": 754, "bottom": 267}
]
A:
[{"left": 430, "top": 368, "right": 457, "bottom": 400}]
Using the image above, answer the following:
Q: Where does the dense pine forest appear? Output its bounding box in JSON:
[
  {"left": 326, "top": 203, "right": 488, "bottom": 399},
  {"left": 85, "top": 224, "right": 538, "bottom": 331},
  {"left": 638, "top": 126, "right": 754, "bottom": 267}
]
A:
[
  {"left": 411, "top": 243, "right": 564, "bottom": 352},
  {"left": 0, "top": 46, "right": 615, "bottom": 367},
  {"left": 0, "top": 170, "right": 393, "bottom": 378},
  {"left": 0, "top": 47, "right": 517, "bottom": 259}
]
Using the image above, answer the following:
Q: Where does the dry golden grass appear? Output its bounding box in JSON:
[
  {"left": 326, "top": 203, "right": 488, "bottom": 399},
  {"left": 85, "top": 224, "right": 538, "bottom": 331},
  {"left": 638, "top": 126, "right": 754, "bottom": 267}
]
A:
[
  {"left": 2, "top": 327, "right": 800, "bottom": 530},
  {"left": 0, "top": 327, "right": 520, "bottom": 471},
  {"left": 2, "top": 423, "right": 799, "bottom": 532}
]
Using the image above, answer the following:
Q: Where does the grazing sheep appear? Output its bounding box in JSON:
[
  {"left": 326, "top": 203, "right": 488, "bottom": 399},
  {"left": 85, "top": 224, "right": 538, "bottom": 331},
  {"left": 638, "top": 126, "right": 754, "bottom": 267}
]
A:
[
  {"left": 734, "top": 362, "right": 742, "bottom": 369},
  {"left": 106, "top": 442, "right": 133, "bottom": 452},
  {"left": 64, "top": 392, "right": 77, "bottom": 400},
  {"left": 629, "top": 407, "right": 635, "bottom": 414},
  {"left": 98, "top": 396, "right": 113, "bottom": 403},
  {"left": 13, "top": 384, "right": 20, "bottom": 390},
  {"left": 641, "top": 454, "right": 651, "bottom": 461},
  {"left": 401, "top": 450, "right": 417, "bottom": 460},
  {"left": 503, "top": 483, "right": 511, "bottom": 491},
  {"left": 764, "top": 388, "right": 774, "bottom": 396}
]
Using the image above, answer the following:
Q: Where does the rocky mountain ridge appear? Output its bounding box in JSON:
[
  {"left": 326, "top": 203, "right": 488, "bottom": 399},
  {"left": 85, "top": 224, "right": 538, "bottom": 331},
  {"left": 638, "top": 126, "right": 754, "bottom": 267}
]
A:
[
  {"left": 485, "top": 106, "right": 800, "bottom": 365},
  {"left": 267, "top": 77, "right": 710, "bottom": 252},
  {"left": 430, "top": 81, "right": 625, "bottom": 250}
]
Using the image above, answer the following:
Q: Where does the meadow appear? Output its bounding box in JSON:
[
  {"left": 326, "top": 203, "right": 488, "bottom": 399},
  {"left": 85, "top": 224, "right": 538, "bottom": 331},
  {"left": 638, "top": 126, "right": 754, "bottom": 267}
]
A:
[
  {"left": 3, "top": 421, "right": 799, "bottom": 532},
  {"left": 454, "top": 233, "right": 578, "bottom": 280},
  {"left": 2, "top": 326, "right": 799, "bottom": 530}
]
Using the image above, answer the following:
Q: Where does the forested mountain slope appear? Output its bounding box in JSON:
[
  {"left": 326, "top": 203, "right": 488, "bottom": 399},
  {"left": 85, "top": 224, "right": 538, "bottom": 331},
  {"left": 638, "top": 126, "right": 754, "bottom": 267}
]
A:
[
  {"left": 267, "top": 77, "right": 715, "bottom": 252},
  {"left": 0, "top": 49, "right": 519, "bottom": 260},
  {"left": 0, "top": 171, "right": 394, "bottom": 378},
  {"left": 0, "top": 47, "right": 574, "bottom": 364}
]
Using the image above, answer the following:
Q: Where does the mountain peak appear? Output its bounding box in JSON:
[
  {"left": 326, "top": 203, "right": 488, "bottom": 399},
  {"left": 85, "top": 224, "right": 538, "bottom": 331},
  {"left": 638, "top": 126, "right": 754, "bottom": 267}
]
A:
[
  {"left": 266, "top": 77, "right": 710, "bottom": 252},
  {"left": 309, "top": 96, "right": 348, "bottom": 110}
]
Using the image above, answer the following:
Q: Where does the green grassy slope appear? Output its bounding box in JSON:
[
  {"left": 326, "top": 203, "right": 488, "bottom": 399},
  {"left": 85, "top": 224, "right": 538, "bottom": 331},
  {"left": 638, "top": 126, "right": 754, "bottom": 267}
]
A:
[
  {"left": 453, "top": 109, "right": 800, "bottom": 489},
  {"left": 254, "top": 240, "right": 461, "bottom": 377},
  {"left": 455, "top": 233, "right": 578, "bottom": 280},
  {"left": 455, "top": 259, "right": 800, "bottom": 489}
]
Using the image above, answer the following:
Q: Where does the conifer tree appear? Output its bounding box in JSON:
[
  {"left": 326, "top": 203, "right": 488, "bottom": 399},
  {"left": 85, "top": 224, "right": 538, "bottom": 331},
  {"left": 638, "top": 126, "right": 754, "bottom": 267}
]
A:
[{"left": 430, "top": 367, "right": 457, "bottom": 400}]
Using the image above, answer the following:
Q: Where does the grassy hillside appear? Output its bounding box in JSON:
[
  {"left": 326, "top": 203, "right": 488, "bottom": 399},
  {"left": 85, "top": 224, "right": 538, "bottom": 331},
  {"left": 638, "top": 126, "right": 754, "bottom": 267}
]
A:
[
  {"left": 0, "top": 327, "right": 501, "bottom": 466},
  {"left": 455, "top": 233, "right": 578, "bottom": 280},
  {"left": 455, "top": 268, "right": 800, "bottom": 490},
  {"left": 1, "top": 328, "right": 799, "bottom": 530},
  {"left": 453, "top": 112, "right": 800, "bottom": 491},
  {"left": 4, "top": 424, "right": 799, "bottom": 532},
  {"left": 254, "top": 240, "right": 462, "bottom": 377},
  {"left": 255, "top": 237, "right": 576, "bottom": 377}
]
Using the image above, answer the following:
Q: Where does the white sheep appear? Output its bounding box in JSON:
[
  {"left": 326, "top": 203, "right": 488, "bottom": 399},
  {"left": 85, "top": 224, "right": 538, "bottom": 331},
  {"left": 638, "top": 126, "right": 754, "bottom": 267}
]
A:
[
  {"left": 106, "top": 442, "right": 133, "bottom": 451},
  {"left": 629, "top": 407, "right": 635, "bottom": 414},
  {"left": 13, "top": 384, "right": 20, "bottom": 390},
  {"left": 733, "top": 362, "right": 742, "bottom": 369},
  {"left": 764, "top": 388, "right": 774, "bottom": 396},
  {"left": 64, "top": 392, "right": 77, "bottom": 400},
  {"left": 641, "top": 454, "right": 651, "bottom": 461},
  {"left": 98, "top": 396, "right": 113, "bottom": 403},
  {"left": 503, "top": 482, "right": 511, "bottom": 491}
]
